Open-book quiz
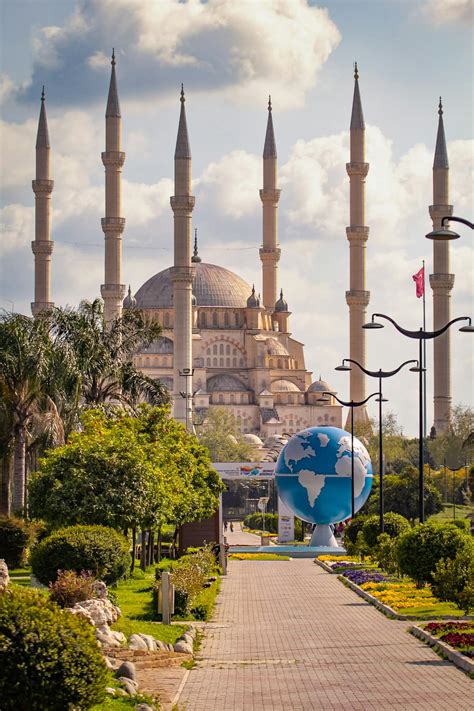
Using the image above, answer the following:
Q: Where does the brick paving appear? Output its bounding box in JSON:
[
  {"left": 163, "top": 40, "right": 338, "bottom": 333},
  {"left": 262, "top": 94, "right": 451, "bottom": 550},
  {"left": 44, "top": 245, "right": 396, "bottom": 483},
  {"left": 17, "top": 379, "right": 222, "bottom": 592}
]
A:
[
  {"left": 179, "top": 559, "right": 472, "bottom": 710},
  {"left": 225, "top": 521, "right": 262, "bottom": 546}
]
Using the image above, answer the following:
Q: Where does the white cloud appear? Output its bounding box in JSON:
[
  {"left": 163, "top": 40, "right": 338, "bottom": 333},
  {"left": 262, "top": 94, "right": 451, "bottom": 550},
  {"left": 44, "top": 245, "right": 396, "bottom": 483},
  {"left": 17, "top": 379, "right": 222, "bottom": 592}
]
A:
[
  {"left": 421, "top": 0, "right": 473, "bottom": 25},
  {"left": 0, "top": 204, "right": 34, "bottom": 252},
  {"left": 195, "top": 150, "right": 260, "bottom": 218},
  {"left": 22, "top": 0, "right": 341, "bottom": 109}
]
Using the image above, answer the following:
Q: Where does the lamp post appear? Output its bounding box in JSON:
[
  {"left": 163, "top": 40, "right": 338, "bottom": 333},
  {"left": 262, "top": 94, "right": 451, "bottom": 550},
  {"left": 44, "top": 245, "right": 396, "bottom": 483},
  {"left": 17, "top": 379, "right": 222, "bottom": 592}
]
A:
[
  {"left": 363, "top": 314, "right": 473, "bottom": 523},
  {"left": 426, "top": 215, "right": 473, "bottom": 241},
  {"left": 318, "top": 391, "right": 381, "bottom": 520},
  {"left": 335, "top": 358, "right": 420, "bottom": 533},
  {"left": 179, "top": 367, "right": 195, "bottom": 432},
  {"left": 444, "top": 461, "right": 466, "bottom": 520}
]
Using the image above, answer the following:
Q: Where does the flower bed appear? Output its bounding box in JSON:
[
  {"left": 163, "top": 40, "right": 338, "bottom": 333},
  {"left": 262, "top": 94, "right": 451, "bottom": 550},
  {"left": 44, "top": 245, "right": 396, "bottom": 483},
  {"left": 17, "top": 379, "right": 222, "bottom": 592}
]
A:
[
  {"left": 343, "top": 569, "right": 389, "bottom": 585},
  {"left": 229, "top": 553, "right": 290, "bottom": 561},
  {"left": 423, "top": 622, "right": 474, "bottom": 658}
]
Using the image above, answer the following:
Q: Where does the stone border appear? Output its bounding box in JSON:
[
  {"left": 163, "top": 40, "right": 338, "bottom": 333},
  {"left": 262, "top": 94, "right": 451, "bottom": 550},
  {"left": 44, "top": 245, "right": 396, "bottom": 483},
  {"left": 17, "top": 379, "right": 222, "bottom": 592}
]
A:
[
  {"left": 314, "top": 559, "right": 338, "bottom": 574},
  {"left": 410, "top": 625, "right": 474, "bottom": 674},
  {"left": 338, "top": 575, "right": 410, "bottom": 620}
]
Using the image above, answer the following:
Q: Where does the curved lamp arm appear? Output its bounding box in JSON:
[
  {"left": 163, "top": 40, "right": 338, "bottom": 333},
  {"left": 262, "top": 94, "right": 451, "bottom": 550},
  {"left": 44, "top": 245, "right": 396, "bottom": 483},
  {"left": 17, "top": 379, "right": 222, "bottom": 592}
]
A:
[
  {"left": 370, "top": 313, "right": 472, "bottom": 340},
  {"left": 323, "top": 391, "right": 381, "bottom": 408},
  {"left": 341, "top": 357, "right": 419, "bottom": 378},
  {"left": 442, "top": 216, "right": 474, "bottom": 230}
]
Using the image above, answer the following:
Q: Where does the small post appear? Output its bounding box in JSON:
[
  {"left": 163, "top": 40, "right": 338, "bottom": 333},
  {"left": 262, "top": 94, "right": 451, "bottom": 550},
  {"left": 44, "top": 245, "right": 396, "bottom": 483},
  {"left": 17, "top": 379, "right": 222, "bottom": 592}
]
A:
[
  {"left": 220, "top": 541, "right": 227, "bottom": 576},
  {"left": 161, "top": 571, "right": 174, "bottom": 624}
]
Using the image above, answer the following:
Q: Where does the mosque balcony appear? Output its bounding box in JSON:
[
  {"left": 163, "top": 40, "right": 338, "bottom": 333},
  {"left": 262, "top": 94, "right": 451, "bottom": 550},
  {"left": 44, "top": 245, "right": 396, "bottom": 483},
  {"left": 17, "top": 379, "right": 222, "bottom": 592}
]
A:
[
  {"left": 345, "top": 289, "right": 370, "bottom": 306},
  {"left": 170, "top": 195, "right": 196, "bottom": 212},
  {"left": 346, "top": 161, "right": 369, "bottom": 177},
  {"left": 101, "top": 217, "right": 126, "bottom": 234},
  {"left": 101, "top": 151, "right": 126, "bottom": 167},
  {"left": 429, "top": 273, "right": 455, "bottom": 290},
  {"left": 32, "top": 179, "right": 54, "bottom": 194},
  {"left": 346, "top": 226, "right": 369, "bottom": 242},
  {"left": 429, "top": 204, "right": 453, "bottom": 220},
  {"left": 31, "top": 240, "right": 54, "bottom": 255}
]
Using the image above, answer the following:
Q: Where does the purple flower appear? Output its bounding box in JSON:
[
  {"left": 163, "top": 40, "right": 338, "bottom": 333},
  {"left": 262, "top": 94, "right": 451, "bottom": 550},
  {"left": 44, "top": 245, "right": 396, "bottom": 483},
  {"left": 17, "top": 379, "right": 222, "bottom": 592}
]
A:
[{"left": 343, "top": 569, "right": 388, "bottom": 585}]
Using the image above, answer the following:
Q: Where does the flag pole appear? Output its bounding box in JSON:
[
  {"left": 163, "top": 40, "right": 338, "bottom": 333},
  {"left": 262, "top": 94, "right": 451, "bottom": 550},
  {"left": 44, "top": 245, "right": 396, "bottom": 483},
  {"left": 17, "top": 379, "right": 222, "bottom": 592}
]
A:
[{"left": 422, "top": 259, "right": 427, "bottom": 442}]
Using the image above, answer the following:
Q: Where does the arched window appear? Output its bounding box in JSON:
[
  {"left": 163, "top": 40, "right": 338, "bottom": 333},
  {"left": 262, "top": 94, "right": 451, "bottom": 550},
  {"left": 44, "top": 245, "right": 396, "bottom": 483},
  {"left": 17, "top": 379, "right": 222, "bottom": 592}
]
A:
[
  {"left": 230, "top": 394, "right": 235, "bottom": 403},
  {"left": 219, "top": 357, "right": 224, "bottom": 367},
  {"left": 288, "top": 395, "right": 293, "bottom": 405},
  {"left": 213, "top": 357, "right": 217, "bottom": 366},
  {"left": 277, "top": 359, "right": 282, "bottom": 369},
  {"left": 206, "top": 357, "right": 211, "bottom": 366},
  {"left": 269, "top": 359, "right": 274, "bottom": 369},
  {"left": 224, "top": 312, "right": 229, "bottom": 327},
  {"left": 239, "top": 358, "right": 244, "bottom": 367},
  {"left": 232, "top": 357, "right": 237, "bottom": 367},
  {"left": 219, "top": 394, "right": 224, "bottom": 404},
  {"left": 235, "top": 313, "right": 240, "bottom": 327},
  {"left": 201, "top": 312, "right": 207, "bottom": 327},
  {"left": 226, "top": 358, "right": 230, "bottom": 367},
  {"left": 226, "top": 344, "right": 230, "bottom": 355},
  {"left": 207, "top": 348, "right": 211, "bottom": 355},
  {"left": 213, "top": 312, "right": 218, "bottom": 327},
  {"left": 164, "top": 312, "right": 170, "bottom": 327},
  {"left": 213, "top": 345, "right": 217, "bottom": 355},
  {"left": 219, "top": 344, "right": 224, "bottom": 355}
]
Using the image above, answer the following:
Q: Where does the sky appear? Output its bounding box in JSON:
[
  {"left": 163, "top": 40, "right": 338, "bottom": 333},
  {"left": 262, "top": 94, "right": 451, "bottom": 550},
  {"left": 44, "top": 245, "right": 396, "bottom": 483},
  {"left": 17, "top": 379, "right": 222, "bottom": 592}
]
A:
[{"left": 0, "top": 0, "right": 473, "bottom": 435}]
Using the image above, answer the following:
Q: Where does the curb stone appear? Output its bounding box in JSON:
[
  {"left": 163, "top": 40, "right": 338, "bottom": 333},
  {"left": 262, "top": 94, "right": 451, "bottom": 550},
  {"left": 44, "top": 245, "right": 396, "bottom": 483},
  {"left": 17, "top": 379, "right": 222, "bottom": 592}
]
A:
[{"left": 410, "top": 625, "right": 474, "bottom": 674}]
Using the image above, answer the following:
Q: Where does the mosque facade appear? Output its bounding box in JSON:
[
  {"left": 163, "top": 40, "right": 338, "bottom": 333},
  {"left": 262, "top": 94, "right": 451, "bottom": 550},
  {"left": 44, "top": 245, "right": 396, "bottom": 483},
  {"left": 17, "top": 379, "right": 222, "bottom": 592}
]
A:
[{"left": 30, "top": 55, "right": 455, "bottom": 438}]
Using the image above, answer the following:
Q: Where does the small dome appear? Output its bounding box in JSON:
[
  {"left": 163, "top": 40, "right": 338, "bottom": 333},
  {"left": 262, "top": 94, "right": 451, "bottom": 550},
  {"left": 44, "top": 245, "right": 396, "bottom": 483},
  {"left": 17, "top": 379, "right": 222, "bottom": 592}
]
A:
[
  {"left": 274, "top": 289, "right": 288, "bottom": 312},
  {"left": 307, "top": 377, "right": 336, "bottom": 393},
  {"left": 271, "top": 379, "right": 301, "bottom": 393},
  {"left": 265, "top": 338, "right": 289, "bottom": 356},
  {"left": 207, "top": 374, "right": 248, "bottom": 392},
  {"left": 226, "top": 434, "right": 238, "bottom": 444},
  {"left": 246, "top": 285, "right": 260, "bottom": 308},
  {"left": 243, "top": 433, "right": 263, "bottom": 447},
  {"left": 192, "top": 293, "right": 197, "bottom": 306},
  {"left": 123, "top": 285, "right": 137, "bottom": 309}
]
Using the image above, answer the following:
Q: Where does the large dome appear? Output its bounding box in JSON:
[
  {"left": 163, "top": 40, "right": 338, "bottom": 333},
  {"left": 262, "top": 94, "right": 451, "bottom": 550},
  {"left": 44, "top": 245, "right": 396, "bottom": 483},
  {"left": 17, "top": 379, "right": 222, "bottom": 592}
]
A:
[{"left": 134, "top": 262, "right": 252, "bottom": 309}]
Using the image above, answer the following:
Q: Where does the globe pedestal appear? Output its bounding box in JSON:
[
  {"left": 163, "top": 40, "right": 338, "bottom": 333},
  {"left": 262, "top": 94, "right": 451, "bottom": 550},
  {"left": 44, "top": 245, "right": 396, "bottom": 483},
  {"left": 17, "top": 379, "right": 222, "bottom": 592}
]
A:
[{"left": 309, "top": 524, "right": 339, "bottom": 548}]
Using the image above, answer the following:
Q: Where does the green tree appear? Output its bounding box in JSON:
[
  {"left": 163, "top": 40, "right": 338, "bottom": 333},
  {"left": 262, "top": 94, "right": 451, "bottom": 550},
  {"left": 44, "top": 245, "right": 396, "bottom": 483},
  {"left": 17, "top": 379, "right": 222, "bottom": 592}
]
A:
[
  {"left": 373, "top": 466, "right": 443, "bottom": 523},
  {"left": 198, "top": 407, "right": 257, "bottom": 462},
  {"left": 428, "top": 404, "right": 474, "bottom": 469}
]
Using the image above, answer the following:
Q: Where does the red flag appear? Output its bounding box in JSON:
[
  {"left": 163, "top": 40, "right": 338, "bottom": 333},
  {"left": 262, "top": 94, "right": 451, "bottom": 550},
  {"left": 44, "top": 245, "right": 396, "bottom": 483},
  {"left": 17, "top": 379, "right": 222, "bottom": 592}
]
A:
[{"left": 412, "top": 266, "right": 425, "bottom": 298}]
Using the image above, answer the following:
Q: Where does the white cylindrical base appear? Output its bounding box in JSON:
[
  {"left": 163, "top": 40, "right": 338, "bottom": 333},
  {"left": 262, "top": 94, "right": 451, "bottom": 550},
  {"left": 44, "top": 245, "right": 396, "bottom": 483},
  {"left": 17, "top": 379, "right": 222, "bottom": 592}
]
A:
[{"left": 309, "top": 524, "right": 339, "bottom": 548}]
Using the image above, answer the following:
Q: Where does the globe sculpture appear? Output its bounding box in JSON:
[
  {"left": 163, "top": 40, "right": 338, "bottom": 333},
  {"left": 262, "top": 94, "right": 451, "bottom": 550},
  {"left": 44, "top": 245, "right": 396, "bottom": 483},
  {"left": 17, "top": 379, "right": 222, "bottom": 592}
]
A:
[{"left": 275, "top": 426, "right": 373, "bottom": 548}]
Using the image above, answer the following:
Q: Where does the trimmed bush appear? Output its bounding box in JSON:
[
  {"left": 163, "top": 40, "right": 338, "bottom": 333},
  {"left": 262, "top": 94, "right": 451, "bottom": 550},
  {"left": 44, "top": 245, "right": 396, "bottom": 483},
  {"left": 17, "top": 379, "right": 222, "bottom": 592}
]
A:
[
  {"left": 49, "top": 570, "right": 96, "bottom": 608},
  {"left": 0, "top": 516, "right": 36, "bottom": 567},
  {"left": 432, "top": 542, "right": 474, "bottom": 614},
  {"left": 396, "top": 521, "right": 472, "bottom": 587},
  {"left": 362, "top": 513, "right": 410, "bottom": 549},
  {"left": 0, "top": 587, "right": 107, "bottom": 710},
  {"left": 343, "top": 515, "right": 368, "bottom": 546},
  {"left": 449, "top": 518, "right": 470, "bottom": 532},
  {"left": 30, "top": 525, "right": 130, "bottom": 585}
]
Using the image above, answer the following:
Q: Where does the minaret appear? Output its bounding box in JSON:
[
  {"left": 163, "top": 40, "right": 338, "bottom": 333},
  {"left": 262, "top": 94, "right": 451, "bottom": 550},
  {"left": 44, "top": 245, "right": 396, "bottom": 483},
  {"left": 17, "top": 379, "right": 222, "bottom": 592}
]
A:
[
  {"left": 100, "top": 50, "right": 126, "bottom": 322},
  {"left": 171, "top": 85, "right": 195, "bottom": 427},
  {"left": 259, "top": 96, "right": 281, "bottom": 310},
  {"left": 429, "top": 98, "right": 454, "bottom": 433},
  {"left": 31, "top": 87, "right": 54, "bottom": 316},
  {"left": 345, "top": 63, "right": 370, "bottom": 424}
]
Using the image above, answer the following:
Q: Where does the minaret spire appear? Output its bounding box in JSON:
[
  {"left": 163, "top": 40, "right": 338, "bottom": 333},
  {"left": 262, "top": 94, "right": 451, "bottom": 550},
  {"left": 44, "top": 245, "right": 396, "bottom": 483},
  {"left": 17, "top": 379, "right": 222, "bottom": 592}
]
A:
[
  {"left": 429, "top": 97, "right": 453, "bottom": 433},
  {"left": 191, "top": 227, "right": 201, "bottom": 263},
  {"left": 345, "top": 63, "right": 370, "bottom": 425},
  {"left": 259, "top": 95, "right": 281, "bottom": 312},
  {"left": 171, "top": 85, "right": 195, "bottom": 427},
  {"left": 101, "top": 50, "right": 126, "bottom": 322},
  {"left": 31, "top": 87, "right": 54, "bottom": 316}
]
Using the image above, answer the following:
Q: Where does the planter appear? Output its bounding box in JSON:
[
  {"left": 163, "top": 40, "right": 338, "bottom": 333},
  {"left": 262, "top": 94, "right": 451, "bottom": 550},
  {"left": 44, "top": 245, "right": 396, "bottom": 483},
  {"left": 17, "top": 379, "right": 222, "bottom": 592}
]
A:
[
  {"left": 340, "top": 575, "right": 409, "bottom": 620},
  {"left": 410, "top": 625, "right": 474, "bottom": 674}
]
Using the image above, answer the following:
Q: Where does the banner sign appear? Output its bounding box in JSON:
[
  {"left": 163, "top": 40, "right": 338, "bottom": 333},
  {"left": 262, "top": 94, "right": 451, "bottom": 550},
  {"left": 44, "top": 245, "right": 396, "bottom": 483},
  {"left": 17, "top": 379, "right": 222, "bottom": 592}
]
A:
[
  {"left": 213, "top": 462, "right": 276, "bottom": 480},
  {"left": 278, "top": 496, "right": 295, "bottom": 543}
]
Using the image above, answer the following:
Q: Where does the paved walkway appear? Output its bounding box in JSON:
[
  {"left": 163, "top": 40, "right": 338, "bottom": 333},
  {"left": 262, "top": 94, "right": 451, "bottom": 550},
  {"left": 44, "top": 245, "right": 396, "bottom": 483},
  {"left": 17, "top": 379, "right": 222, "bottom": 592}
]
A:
[
  {"left": 179, "top": 559, "right": 472, "bottom": 710},
  {"left": 225, "top": 521, "right": 262, "bottom": 546}
]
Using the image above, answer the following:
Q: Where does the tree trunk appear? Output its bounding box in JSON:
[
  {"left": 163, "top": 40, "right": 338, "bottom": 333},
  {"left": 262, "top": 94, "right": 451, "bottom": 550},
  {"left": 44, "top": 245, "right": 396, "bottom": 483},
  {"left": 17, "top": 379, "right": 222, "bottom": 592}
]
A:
[
  {"left": 172, "top": 525, "right": 179, "bottom": 559},
  {"left": 140, "top": 529, "right": 147, "bottom": 571},
  {"left": 148, "top": 530, "right": 154, "bottom": 567},
  {"left": 0, "top": 452, "right": 12, "bottom": 516},
  {"left": 157, "top": 529, "right": 162, "bottom": 563},
  {"left": 13, "top": 425, "right": 26, "bottom": 516},
  {"left": 131, "top": 528, "right": 136, "bottom": 572}
]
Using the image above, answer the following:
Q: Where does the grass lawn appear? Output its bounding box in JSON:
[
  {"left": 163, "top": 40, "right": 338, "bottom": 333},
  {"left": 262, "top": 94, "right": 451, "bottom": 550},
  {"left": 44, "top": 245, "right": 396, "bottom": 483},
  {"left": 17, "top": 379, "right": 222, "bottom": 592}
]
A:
[
  {"left": 111, "top": 568, "right": 185, "bottom": 644},
  {"left": 430, "top": 503, "right": 474, "bottom": 522},
  {"left": 396, "top": 601, "right": 468, "bottom": 618}
]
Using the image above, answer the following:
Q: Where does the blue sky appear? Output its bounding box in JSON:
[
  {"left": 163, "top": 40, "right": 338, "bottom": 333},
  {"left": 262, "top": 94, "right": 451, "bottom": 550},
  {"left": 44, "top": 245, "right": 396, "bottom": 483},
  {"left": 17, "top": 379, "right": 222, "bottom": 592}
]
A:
[{"left": 1, "top": 0, "right": 472, "bottom": 434}]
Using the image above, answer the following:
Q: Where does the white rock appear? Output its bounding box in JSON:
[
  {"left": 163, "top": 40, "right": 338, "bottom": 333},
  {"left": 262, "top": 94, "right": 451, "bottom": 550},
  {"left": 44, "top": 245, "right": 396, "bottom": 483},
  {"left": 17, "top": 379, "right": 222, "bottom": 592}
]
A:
[
  {"left": 154, "top": 639, "right": 167, "bottom": 652},
  {"left": 111, "top": 631, "right": 126, "bottom": 644},
  {"left": 181, "top": 633, "right": 194, "bottom": 646},
  {"left": 129, "top": 634, "right": 148, "bottom": 651},
  {"left": 119, "top": 677, "right": 138, "bottom": 696},
  {"left": 0, "top": 560, "right": 10, "bottom": 590},
  {"left": 174, "top": 640, "right": 193, "bottom": 654},
  {"left": 96, "top": 631, "right": 121, "bottom": 648},
  {"left": 71, "top": 598, "right": 121, "bottom": 627},
  {"left": 105, "top": 687, "right": 117, "bottom": 696},
  {"left": 138, "top": 633, "right": 157, "bottom": 652}
]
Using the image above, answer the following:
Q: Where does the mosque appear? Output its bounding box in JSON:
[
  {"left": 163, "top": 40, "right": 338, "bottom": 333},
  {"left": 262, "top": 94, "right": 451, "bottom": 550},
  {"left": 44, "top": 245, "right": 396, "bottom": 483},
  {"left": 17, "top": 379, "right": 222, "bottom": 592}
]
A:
[{"left": 30, "top": 54, "right": 455, "bottom": 438}]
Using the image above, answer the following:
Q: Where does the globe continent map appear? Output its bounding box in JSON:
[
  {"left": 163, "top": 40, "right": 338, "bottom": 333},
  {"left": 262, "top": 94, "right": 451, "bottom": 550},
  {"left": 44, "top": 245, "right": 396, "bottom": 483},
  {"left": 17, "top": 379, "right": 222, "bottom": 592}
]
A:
[{"left": 275, "top": 426, "right": 373, "bottom": 524}]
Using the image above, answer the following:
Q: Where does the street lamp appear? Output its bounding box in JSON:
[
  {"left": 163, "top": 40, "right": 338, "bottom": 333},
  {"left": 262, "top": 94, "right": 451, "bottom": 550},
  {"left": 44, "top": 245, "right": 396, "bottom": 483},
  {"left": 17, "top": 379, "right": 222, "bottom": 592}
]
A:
[
  {"left": 179, "top": 367, "right": 195, "bottom": 432},
  {"left": 444, "top": 461, "right": 467, "bottom": 520},
  {"left": 317, "top": 391, "right": 381, "bottom": 520},
  {"left": 363, "top": 313, "right": 473, "bottom": 523},
  {"left": 335, "top": 358, "right": 420, "bottom": 533},
  {"left": 426, "top": 215, "right": 473, "bottom": 241}
]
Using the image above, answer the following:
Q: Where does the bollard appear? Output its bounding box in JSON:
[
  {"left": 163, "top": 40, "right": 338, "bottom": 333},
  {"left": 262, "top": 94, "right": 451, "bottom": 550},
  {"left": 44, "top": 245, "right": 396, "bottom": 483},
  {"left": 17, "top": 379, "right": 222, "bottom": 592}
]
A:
[
  {"left": 161, "top": 571, "right": 174, "bottom": 624},
  {"left": 219, "top": 542, "right": 227, "bottom": 576}
]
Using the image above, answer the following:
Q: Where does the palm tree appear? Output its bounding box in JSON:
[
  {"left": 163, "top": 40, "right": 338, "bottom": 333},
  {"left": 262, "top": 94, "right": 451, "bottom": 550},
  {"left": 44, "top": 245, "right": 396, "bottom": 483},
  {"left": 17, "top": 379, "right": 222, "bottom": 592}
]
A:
[{"left": 0, "top": 313, "right": 54, "bottom": 513}]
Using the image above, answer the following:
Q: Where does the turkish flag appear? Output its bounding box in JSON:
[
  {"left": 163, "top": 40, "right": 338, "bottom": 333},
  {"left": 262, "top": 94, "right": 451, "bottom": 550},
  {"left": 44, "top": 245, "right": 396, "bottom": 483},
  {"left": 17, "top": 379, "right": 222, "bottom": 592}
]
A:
[{"left": 412, "top": 266, "right": 425, "bottom": 298}]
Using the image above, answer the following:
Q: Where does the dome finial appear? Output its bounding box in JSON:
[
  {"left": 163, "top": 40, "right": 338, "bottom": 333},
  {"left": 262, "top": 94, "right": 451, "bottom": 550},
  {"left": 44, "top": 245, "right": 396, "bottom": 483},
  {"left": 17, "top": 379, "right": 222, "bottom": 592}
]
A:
[
  {"left": 438, "top": 96, "right": 443, "bottom": 116},
  {"left": 111, "top": 48, "right": 115, "bottom": 66},
  {"left": 354, "top": 61, "right": 359, "bottom": 80},
  {"left": 191, "top": 227, "right": 201, "bottom": 262}
]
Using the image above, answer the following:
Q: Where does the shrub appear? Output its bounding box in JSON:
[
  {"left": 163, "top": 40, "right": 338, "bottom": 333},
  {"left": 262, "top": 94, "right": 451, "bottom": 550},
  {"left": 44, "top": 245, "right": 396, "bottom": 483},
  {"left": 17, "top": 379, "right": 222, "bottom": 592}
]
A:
[
  {"left": 49, "top": 570, "right": 96, "bottom": 608},
  {"left": 362, "top": 513, "right": 410, "bottom": 549},
  {"left": 0, "top": 587, "right": 107, "bottom": 710},
  {"left": 344, "top": 515, "right": 368, "bottom": 546},
  {"left": 396, "top": 521, "right": 471, "bottom": 587},
  {"left": 374, "top": 533, "right": 400, "bottom": 576},
  {"left": 0, "top": 516, "right": 36, "bottom": 567},
  {"left": 30, "top": 525, "right": 130, "bottom": 585},
  {"left": 449, "top": 519, "right": 470, "bottom": 532},
  {"left": 431, "top": 542, "right": 474, "bottom": 615}
]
